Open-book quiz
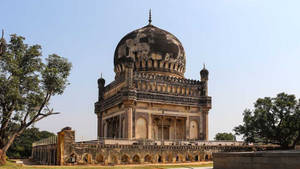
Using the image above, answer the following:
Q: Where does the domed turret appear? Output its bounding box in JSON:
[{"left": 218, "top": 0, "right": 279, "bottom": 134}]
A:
[
  {"left": 97, "top": 73, "right": 105, "bottom": 101},
  {"left": 200, "top": 64, "right": 209, "bottom": 81},
  {"left": 114, "top": 22, "right": 186, "bottom": 78}
]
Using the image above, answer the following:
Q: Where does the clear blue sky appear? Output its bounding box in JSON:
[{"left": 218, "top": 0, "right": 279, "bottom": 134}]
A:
[{"left": 1, "top": 0, "right": 300, "bottom": 140}]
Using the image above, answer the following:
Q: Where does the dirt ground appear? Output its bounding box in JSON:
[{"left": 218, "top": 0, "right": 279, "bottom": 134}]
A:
[{"left": 6, "top": 159, "right": 213, "bottom": 169}]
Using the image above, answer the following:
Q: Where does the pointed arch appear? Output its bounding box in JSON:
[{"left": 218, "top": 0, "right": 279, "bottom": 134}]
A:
[
  {"left": 95, "top": 154, "right": 104, "bottom": 164},
  {"left": 132, "top": 154, "right": 140, "bottom": 164},
  {"left": 121, "top": 154, "right": 130, "bottom": 164},
  {"left": 144, "top": 154, "right": 152, "bottom": 163}
]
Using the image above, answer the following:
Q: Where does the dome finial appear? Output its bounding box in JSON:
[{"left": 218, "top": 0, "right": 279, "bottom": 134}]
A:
[
  {"left": 203, "top": 63, "right": 206, "bottom": 69},
  {"left": 148, "top": 9, "right": 152, "bottom": 25}
]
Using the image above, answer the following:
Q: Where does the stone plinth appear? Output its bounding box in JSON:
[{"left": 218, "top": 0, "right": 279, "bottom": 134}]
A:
[{"left": 213, "top": 150, "right": 300, "bottom": 169}]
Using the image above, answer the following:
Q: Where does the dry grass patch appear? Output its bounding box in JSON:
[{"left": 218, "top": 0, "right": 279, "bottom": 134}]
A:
[{"left": 0, "top": 160, "right": 213, "bottom": 169}]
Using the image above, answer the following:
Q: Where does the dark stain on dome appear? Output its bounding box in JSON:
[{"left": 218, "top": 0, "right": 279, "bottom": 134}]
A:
[{"left": 114, "top": 25, "right": 185, "bottom": 67}]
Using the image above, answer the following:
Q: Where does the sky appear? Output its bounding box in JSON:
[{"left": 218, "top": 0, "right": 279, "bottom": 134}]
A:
[{"left": 1, "top": 0, "right": 300, "bottom": 141}]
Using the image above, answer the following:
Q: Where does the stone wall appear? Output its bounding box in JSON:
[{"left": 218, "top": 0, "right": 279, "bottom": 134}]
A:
[
  {"left": 31, "top": 136, "right": 57, "bottom": 165},
  {"left": 213, "top": 151, "right": 300, "bottom": 169},
  {"left": 32, "top": 128, "right": 280, "bottom": 166}
]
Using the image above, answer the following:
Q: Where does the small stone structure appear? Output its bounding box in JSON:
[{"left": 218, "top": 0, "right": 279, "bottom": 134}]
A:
[{"left": 213, "top": 151, "right": 300, "bottom": 169}]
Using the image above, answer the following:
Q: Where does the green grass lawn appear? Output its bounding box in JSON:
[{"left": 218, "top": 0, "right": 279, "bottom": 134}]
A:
[{"left": 0, "top": 160, "right": 213, "bottom": 169}]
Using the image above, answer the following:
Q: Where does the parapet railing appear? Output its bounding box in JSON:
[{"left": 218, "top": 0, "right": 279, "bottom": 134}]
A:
[
  {"left": 76, "top": 137, "right": 245, "bottom": 146},
  {"left": 32, "top": 135, "right": 57, "bottom": 147}
]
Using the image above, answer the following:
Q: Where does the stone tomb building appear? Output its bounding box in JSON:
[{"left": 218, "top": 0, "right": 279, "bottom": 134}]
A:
[
  {"left": 32, "top": 17, "right": 279, "bottom": 166},
  {"left": 95, "top": 20, "right": 211, "bottom": 141}
]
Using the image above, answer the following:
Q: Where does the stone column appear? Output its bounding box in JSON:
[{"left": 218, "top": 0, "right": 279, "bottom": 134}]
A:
[
  {"left": 97, "top": 113, "right": 102, "bottom": 139},
  {"left": 127, "top": 108, "right": 133, "bottom": 139},
  {"left": 48, "top": 149, "right": 51, "bottom": 165},
  {"left": 174, "top": 117, "right": 177, "bottom": 140},
  {"left": 57, "top": 127, "right": 75, "bottom": 165},
  {"left": 202, "top": 110, "right": 209, "bottom": 140},
  {"left": 119, "top": 115, "right": 122, "bottom": 138},
  {"left": 185, "top": 116, "right": 190, "bottom": 139},
  {"left": 161, "top": 115, "right": 164, "bottom": 141},
  {"left": 148, "top": 113, "right": 152, "bottom": 139}
]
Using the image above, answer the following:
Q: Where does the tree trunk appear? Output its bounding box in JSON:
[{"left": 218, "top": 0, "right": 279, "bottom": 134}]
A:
[
  {"left": 0, "top": 149, "right": 6, "bottom": 165},
  {"left": 0, "top": 133, "right": 19, "bottom": 165},
  {"left": 292, "top": 135, "right": 300, "bottom": 149}
]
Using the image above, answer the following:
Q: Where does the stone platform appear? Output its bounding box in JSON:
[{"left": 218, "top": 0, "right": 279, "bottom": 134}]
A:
[{"left": 213, "top": 150, "right": 300, "bottom": 169}]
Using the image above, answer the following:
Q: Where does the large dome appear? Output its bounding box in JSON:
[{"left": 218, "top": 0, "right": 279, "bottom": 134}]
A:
[{"left": 114, "top": 24, "right": 186, "bottom": 78}]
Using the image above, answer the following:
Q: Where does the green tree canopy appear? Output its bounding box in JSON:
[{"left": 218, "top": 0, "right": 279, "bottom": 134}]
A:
[
  {"left": 0, "top": 33, "right": 71, "bottom": 164},
  {"left": 7, "top": 126, "right": 54, "bottom": 158},
  {"left": 234, "top": 93, "right": 300, "bottom": 149},
  {"left": 214, "top": 132, "right": 236, "bottom": 141}
]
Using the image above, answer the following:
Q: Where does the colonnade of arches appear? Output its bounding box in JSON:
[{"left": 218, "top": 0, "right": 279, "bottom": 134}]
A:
[{"left": 72, "top": 152, "right": 212, "bottom": 165}]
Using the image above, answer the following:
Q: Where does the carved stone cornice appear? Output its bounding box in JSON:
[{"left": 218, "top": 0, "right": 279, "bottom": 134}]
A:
[{"left": 96, "top": 89, "right": 211, "bottom": 113}]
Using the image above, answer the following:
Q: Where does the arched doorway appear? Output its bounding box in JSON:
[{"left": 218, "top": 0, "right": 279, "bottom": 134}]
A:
[
  {"left": 110, "top": 155, "right": 118, "bottom": 164},
  {"left": 69, "top": 153, "right": 77, "bottom": 163},
  {"left": 194, "top": 155, "right": 199, "bottom": 161},
  {"left": 96, "top": 154, "right": 104, "bottom": 164},
  {"left": 166, "top": 153, "right": 172, "bottom": 163},
  {"left": 82, "top": 154, "right": 91, "bottom": 164},
  {"left": 132, "top": 154, "right": 140, "bottom": 164},
  {"left": 144, "top": 154, "right": 152, "bottom": 163},
  {"left": 158, "top": 155, "right": 162, "bottom": 163},
  {"left": 205, "top": 154, "right": 209, "bottom": 161},
  {"left": 121, "top": 154, "right": 130, "bottom": 164},
  {"left": 186, "top": 154, "right": 193, "bottom": 162}
]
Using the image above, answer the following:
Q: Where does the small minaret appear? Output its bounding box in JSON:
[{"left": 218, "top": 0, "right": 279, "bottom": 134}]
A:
[
  {"left": 97, "top": 73, "right": 105, "bottom": 101},
  {"left": 200, "top": 64, "right": 209, "bottom": 96}
]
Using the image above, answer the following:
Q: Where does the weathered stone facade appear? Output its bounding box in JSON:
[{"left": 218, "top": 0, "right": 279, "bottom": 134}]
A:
[
  {"left": 31, "top": 17, "right": 279, "bottom": 166},
  {"left": 32, "top": 128, "right": 279, "bottom": 165},
  {"left": 95, "top": 21, "right": 211, "bottom": 141}
]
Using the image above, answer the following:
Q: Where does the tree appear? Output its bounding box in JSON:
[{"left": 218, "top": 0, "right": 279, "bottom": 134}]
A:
[
  {"left": 0, "top": 33, "right": 71, "bottom": 164},
  {"left": 234, "top": 93, "right": 300, "bottom": 149},
  {"left": 214, "top": 132, "right": 236, "bottom": 141},
  {"left": 7, "top": 126, "right": 54, "bottom": 158}
]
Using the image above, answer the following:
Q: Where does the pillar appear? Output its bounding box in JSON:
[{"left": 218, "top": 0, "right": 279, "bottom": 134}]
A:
[
  {"left": 174, "top": 117, "right": 177, "bottom": 140},
  {"left": 127, "top": 108, "right": 133, "bottom": 139},
  {"left": 97, "top": 113, "right": 102, "bottom": 139},
  {"left": 203, "top": 110, "right": 209, "bottom": 140},
  {"left": 161, "top": 115, "right": 164, "bottom": 141},
  {"left": 57, "top": 127, "right": 75, "bottom": 165},
  {"left": 148, "top": 113, "right": 152, "bottom": 139},
  {"left": 185, "top": 116, "right": 190, "bottom": 139}
]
